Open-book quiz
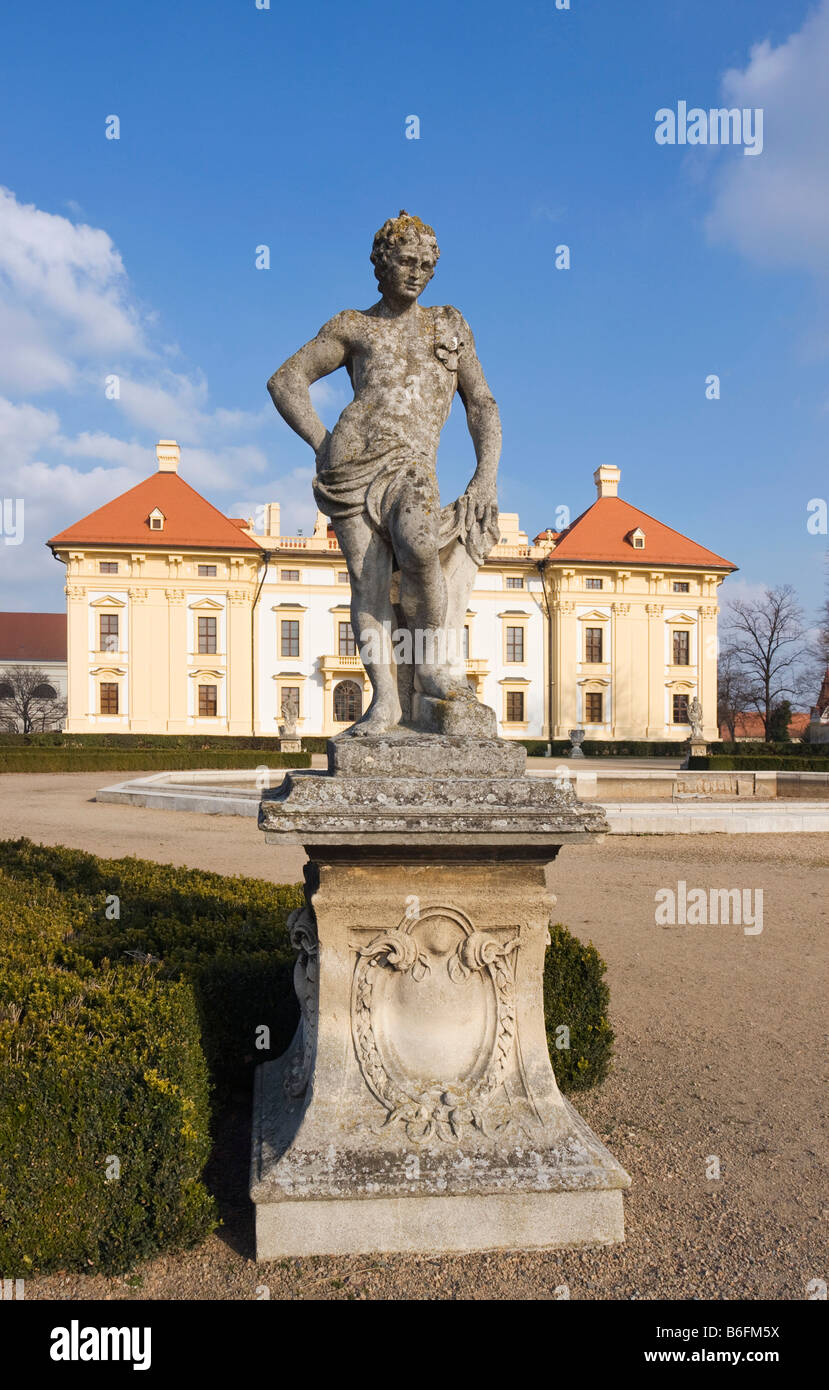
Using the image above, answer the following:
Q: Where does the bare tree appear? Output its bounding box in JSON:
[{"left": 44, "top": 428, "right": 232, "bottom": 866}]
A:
[
  {"left": 716, "top": 642, "right": 752, "bottom": 742},
  {"left": 0, "top": 665, "right": 67, "bottom": 733},
  {"left": 723, "top": 586, "right": 809, "bottom": 741}
]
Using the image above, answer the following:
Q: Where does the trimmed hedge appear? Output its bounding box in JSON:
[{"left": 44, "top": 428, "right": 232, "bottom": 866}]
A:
[
  {"left": 544, "top": 924, "right": 614, "bottom": 1092},
  {"left": 0, "top": 733, "right": 309, "bottom": 749},
  {"left": 520, "top": 739, "right": 689, "bottom": 758},
  {"left": 0, "top": 839, "right": 303, "bottom": 1089},
  {"left": 0, "top": 871, "right": 216, "bottom": 1275},
  {"left": 0, "top": 839, "right": 614, "bottom": 1271},
  {"left": 0, "top": 749, "right": 310, "bottom": 774}
]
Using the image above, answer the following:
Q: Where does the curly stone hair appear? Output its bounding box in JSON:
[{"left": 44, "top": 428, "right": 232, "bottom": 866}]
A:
[{"left": 370, "top": 210, "right": 440, "bottom": 284}]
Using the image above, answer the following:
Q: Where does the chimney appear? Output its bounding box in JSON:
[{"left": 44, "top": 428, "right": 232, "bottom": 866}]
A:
[
  {"left": 594, "top": 464, "right": 620, "bottom": 499},
  {"left": 156, "top": 440, "right": 180, "bottom": 473},
  {"left": 264, "top": 502, "right": 281, "bottom": 538}
]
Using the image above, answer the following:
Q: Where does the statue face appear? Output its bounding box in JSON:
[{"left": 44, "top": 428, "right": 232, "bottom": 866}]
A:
[{"left": 379, "top": 239, "right": 437, "bottom": 301}]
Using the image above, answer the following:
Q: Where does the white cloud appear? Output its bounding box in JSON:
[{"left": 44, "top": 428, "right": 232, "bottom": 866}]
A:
[
  {"left": 232, "top": 466, "right": 318, "bottom": 539},
  {"left": 0, "top": 186, "right": 147, "bottom": 393},
  {"left": 0, "top": 188, "right": 322, "bottom": 607},
  {"left": 705, "top": 1, "right": 829, "bottom": 278}
]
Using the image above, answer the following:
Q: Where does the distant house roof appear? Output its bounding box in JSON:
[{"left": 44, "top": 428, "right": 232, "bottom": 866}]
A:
[
  {"left": 719, "top": 710, "right": 810, "bottom": 741},
  {"left": 47, "top": 472, "right": 263, "bottom": 553},
  {"left": 542, "top": 497, "right": 736, "bottom": 571},
  {"left": 0, "top": 612, "right": 67, "bottom": 663},
  {"left": 813, "top": 666, "right": 829, "bottom": 716}
]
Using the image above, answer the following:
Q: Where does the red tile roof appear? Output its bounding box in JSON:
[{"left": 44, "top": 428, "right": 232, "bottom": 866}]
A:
[
  {"left": 544, "top": 497, "right": 736, "bottom": 570},
  {"left": 719, "top": 711, "right": 810, "bottom": 740},
  {"left": 0, "top": 612, "right": 67, "bottom": 662},
  {"left": 47, "top": 472, "right": 263, "bottom": 552}
]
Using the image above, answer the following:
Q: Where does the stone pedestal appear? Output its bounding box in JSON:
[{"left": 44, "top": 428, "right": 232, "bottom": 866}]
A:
[
  {"left": 252, "top": 734, "right": 630, "bottom": 1258},
  {"left": 278, "top": 737, "right": 302, "bottom": 754},
  {"left": 681, "top": 738, "right": 709, "bottom": 769}
]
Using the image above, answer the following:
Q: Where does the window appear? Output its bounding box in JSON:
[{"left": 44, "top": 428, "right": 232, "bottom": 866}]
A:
[
  {"left": 585, "top": 692, "right": 603, "bottom": 723},
  {"left": 100, "top": 682, "right": 119, "bottom": 715},
  {"left": 462, "top": 625, "right": 470, "bottom": 659},
  {"left": 0, "top": 682, "right": 12, "bottom": 699},
  {"left": 198, "top": 616, "right": 217, "bottom": 654},
  {"left": 506, "top": 690, "right": 525, "bottom": 722},
  {"left": 338, "top": 621, "right": 357, "bottom": 656},
  {"left": 198, "top": 564, "right": 217, "bottom": 578},
  {"left": 585, "top": 626, "right": 603, "bottom": 663},
  {"left": 673, "top": 581, "right": 689, "bottom": 594},
  {"left": 33, "top": 683, "right": 56, "bottom": 699},
  {"left": 99, "top": 613, "right": 119, "bottom": 652},
  {"left": 506, "top": 626, "right": 524, "bottom": 663},
  {"left": 149, "top": 513, "right": 164, "bottom": 531},
  {"left": 333, "top": 679, "right": 362, "bottom": 723},
  {"left": 99, "top": 561, "right": 118, "bottom": 575},
  {"left": 280, "top": 619, "right": 300, "bottom": 658},
  {"left": 199, "top": 684, "right": 218, "bottom": 717},
  {"left": 673, "top": 630, "right": 690, "bottom": 665},
  {"left": 336, "top": 571, "right": 350, "bottom": 585},
  {"left": 281, "top": 569, "right": 300, "bottom": 582},
  {"left": 673, "top": 694, "right": 690, "bottom": 724},
  {"left": 585, "top": 578, "right": 603, "bottom": 591},
  {"left": 505, "top": 576, "right": 524, "bottom": 590}
]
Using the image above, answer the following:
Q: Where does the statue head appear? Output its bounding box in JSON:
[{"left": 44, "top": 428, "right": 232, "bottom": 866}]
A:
[{"left": 370, "top": 210, "right": 439, "bottom": 302}]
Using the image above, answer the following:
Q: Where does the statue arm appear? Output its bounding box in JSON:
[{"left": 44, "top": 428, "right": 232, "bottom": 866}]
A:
[
  {"left": 267, "top": 315, "right": 350, "bottom": 453},
  {"left": 455, "top": 318, "right": 502, "bottom": 526}
]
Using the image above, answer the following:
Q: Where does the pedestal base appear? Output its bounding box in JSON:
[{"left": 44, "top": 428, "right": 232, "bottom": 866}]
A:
[
  {"left": 254, "top": 1183, "right": 624, "bottom": 1259},
  {"left": 252, "top": 739, "right": 629, "bottom": 1260}
]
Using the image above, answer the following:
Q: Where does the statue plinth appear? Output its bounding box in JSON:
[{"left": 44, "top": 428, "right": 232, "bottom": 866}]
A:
[
  {"left": 682, "top": 738, "right": 709, "bottom": 768},
  {"left": 252, "top": 735, "right": 630, "bottom": 1258}
]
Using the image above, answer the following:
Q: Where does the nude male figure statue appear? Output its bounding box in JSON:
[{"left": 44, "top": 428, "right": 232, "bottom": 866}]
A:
[{"left": 267, "top": 211, "right": 502, "bottom": 737}]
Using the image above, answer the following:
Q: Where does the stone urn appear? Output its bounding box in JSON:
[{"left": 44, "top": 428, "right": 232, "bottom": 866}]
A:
[{"left": 568, "top": 728, "right": 586, "bottom": 759}]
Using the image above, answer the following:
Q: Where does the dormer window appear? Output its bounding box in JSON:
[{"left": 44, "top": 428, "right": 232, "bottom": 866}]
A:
[
  {"left": 149, "top": 508, "right": 165, "bottom": 532},
  {"left": 627, "top": 527, "right": 646, "bottom": 550}
]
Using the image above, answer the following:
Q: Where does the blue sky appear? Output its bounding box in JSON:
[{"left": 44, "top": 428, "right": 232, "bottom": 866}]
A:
[{"left": 0, "top": 0, "right": 827, "bottom": 624}]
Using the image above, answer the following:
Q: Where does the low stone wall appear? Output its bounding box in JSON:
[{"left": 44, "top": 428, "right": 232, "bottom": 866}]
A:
[{"left": 550, "top": 768, "right": 829, "bottom": 802}]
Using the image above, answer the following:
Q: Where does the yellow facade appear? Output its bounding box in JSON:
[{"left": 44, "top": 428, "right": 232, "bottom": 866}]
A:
[{"left": 51, "top": 446, "right": 732, "bottom": 743}]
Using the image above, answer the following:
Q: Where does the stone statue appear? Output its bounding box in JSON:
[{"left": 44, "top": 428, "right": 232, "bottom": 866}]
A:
[
  {"left": 688, "top": 697, "right": 704, "bottom": 740},
  {"left": 279, "top": 691, "right": 298, "bottom": 739},
  {"left": 267, "top": 211, "right": 502, "bottom": 738}
]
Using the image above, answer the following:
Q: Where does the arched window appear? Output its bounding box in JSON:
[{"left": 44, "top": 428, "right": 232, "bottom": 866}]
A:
[
  {"left": 33, "top": 683, "right": 56, "bottom": 699},
  {"left": 0, "top": 681, "right": 13, "bottom": 699},
  {"left": 333, "top": 679, "right": 362, "bottom": 724}
]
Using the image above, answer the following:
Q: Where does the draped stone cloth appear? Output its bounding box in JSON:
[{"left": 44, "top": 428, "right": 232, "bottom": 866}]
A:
[{"left": 311, "top": 307, "right": 485, "bottom": 560}]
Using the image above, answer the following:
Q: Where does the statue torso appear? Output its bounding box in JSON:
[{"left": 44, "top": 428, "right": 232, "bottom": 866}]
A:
[{"left": 328, "top": 305, "right": 465, "bottom": 467}]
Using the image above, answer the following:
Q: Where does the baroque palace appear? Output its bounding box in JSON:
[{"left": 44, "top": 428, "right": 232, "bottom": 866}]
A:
[{"left": 48, "top": 442, "right": 736, "bottom": 741}]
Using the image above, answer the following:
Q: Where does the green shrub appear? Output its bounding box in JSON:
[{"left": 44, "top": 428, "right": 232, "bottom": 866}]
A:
[
  {"left": 0, "top": 839, "right": 303, "bottom": 1090},
  {"left": 0, "top": 871, "right": 216, "bottom": 1275},
  {"left": 0, "top": 840, "right": 614, "bottom": 1272},
  {"left": 0, "top": 732, "right": 309, "bottom": 749},
  {"left": 544, "top": 924, "right": 614, "bottom": 1092},
  {"left": 519, "top": 739, "right": 688, "bottom": 758},
  {"left": 0, "top": 748, "right": 310, "bottom": 774}
]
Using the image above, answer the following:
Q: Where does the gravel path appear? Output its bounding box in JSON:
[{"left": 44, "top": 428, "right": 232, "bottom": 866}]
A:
[{"left": 3, "top": 772, "right": 827, "bottom": 1301}]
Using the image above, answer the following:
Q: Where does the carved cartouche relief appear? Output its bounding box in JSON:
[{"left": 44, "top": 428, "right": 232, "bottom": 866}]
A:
[{"left": 350, "top": 906, "right": 521, "bottom": 1144}]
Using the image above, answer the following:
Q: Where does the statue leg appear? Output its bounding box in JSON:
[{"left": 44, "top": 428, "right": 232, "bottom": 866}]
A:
[
  {"left": 389, "top": 483, "right": 472, "bottom": 702},
  {"left": 331, "top": 512, "right": 402, "bottom": 736}
]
